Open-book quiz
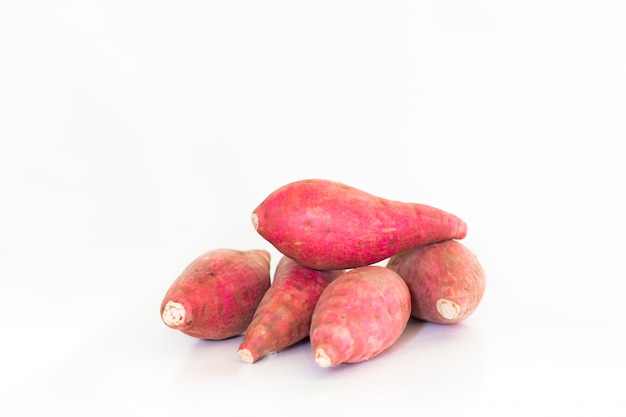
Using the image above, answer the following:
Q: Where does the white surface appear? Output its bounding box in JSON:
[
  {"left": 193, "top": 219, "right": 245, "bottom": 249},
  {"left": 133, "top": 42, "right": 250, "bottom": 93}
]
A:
[{"left": 1, "top": 1, "right": 625, "bottom": 416}]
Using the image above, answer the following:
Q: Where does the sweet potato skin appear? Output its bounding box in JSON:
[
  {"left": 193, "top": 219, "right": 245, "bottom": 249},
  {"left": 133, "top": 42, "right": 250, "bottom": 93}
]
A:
[
  {"left": 309, "top": 265, "right": 411, "bottom": 367},
  {"left": 160, "top": 248, "right": 271, "bottom": 340},
  {"left": 238, "top": 256, "right": 344, "bottom": 363},
  {"left": 251, "top": 179, "right": 467, "bottom": 270},
  {"left": 386, "top": 240, "right": 486, "bottom": 324}
]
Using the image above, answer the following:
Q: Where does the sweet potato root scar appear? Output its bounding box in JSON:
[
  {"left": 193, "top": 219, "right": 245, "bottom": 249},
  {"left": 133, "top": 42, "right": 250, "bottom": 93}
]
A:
[
  {"left": 238, "top": 348, "right": 254, "bottom": 364},
  {"left": 251, "top": 213, "right": 259, "bottom": 230},
  {"left": 381, "top": 227, "right": 397, "bottom": 233},
  {"left": 436, "top": 298, "right": 460, "bottom": 320},
  {"left": 162, "top": 301, "right": 186, "bottom": 327},
  {"left": 315, "top": 348, "right": 332, "bottom": 368}
]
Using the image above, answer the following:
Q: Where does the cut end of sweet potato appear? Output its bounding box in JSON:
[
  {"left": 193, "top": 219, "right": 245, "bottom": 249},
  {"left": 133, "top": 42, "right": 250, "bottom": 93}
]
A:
[
  {"left": 162, "top": 301, "right": 186, "bottom": 327},
  {"left": 251, "top": 212, "right": 259, "bottom": 230},
  {"left": 238, "top": 348, "right": 255, "bottom": 364},
  {"left": 314, "top": 348, "right": 332, "bottom": 368},
  {"left": 436, "top": 298, "right": 460, "bottom": 320}
]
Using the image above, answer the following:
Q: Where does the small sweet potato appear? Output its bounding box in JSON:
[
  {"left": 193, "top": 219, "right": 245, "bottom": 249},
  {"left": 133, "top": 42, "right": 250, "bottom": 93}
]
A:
[
  {"left": 386, "top": 240, "right": 486, "bottom": 324},
  {"left": 310, "top": 265, "right": 411, "bottom": 367},
  {"left": 238, "top": 256, "right": 344, "bottom": 363},
  {"left": 251, "top": 179, "right": 467, "bottom": 270},
  {"left": 160, "top": 248, "right": 271, "bottom": 340}
]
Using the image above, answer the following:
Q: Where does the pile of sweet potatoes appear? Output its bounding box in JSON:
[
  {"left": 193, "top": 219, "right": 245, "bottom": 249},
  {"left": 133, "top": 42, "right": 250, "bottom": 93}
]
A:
[{"left": 160, "top": 179, "right": 486, "bottom": 367}]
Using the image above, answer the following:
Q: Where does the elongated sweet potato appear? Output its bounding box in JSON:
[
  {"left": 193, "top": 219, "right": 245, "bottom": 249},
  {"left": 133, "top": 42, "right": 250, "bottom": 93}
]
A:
[
  {"left": 386, "top": 240, "right": 486, "bottom": 324},
  {"left": 160, "top": 248, "right": 271, "bottom": 340},
  {"left": 310, "top": 265, "right": 411, "bottom": 367},
  {"left": 251, "top": 179, "right": 467, "bottom": 270},
  {"left": 238, "top": 256, "right": 344, "bottom": 363}
]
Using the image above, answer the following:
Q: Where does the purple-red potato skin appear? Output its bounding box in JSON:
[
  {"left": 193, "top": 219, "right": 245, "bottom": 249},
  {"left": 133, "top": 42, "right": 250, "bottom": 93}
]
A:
[
  {"left": 386, "top": 240, "right": 486, "bottom": 324},
  {"left": 251, "top": 179, "right": 468, "bottom": 270},
  {"left": 310, "top": 266, "right": 411, "bottom": 367},
  {"left": 238, "top": 256, "right": 344, "bottom": 363},
  {"left": 160, "top": 248, "right": 271, "bottom": 340}
]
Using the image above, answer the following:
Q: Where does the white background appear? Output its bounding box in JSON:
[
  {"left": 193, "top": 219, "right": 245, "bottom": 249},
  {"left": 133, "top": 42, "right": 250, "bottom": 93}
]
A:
[{"left": 1, "top": 1, "right": 625, "bottom": 416}]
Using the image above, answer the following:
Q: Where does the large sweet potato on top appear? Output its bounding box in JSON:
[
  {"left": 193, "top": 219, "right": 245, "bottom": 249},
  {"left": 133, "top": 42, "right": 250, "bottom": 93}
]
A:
[{"left": 251, "top": 179, "right": 467, "bottom": 270}]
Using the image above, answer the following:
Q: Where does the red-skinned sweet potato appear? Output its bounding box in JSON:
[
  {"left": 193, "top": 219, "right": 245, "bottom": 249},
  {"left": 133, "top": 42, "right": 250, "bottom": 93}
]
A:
[
  {"left": 309, "top": 265, "right": 411, "bottom": 367},
  {"left": 238, "top": 256, "right": 344, "bottom": 363},
  {"left": 251, "top": 179, "right": 467, "bottom": 270},
  {"left": 160, "top": 248, "right": 271, "bottom": 340},
  {"left": 386, "top": 240, "right": 486, "bottom": 324}
]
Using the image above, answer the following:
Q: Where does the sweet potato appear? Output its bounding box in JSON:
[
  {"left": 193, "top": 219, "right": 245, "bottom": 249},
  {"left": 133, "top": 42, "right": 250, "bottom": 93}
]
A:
[
  {"left": 251, "top": 179, "right": 467, "bottom": 270},
  {"left": 238, "top": 256, "right": 344, "bottom": 363},
  {"left": 386, "top": 240, "right": 486, "bottom": 324},
  {"left": 160, "top": 248, "right": 271, "bottom": 340},
  {"left": 309, "top": 265, "right": 411, "bottom": 367}
]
